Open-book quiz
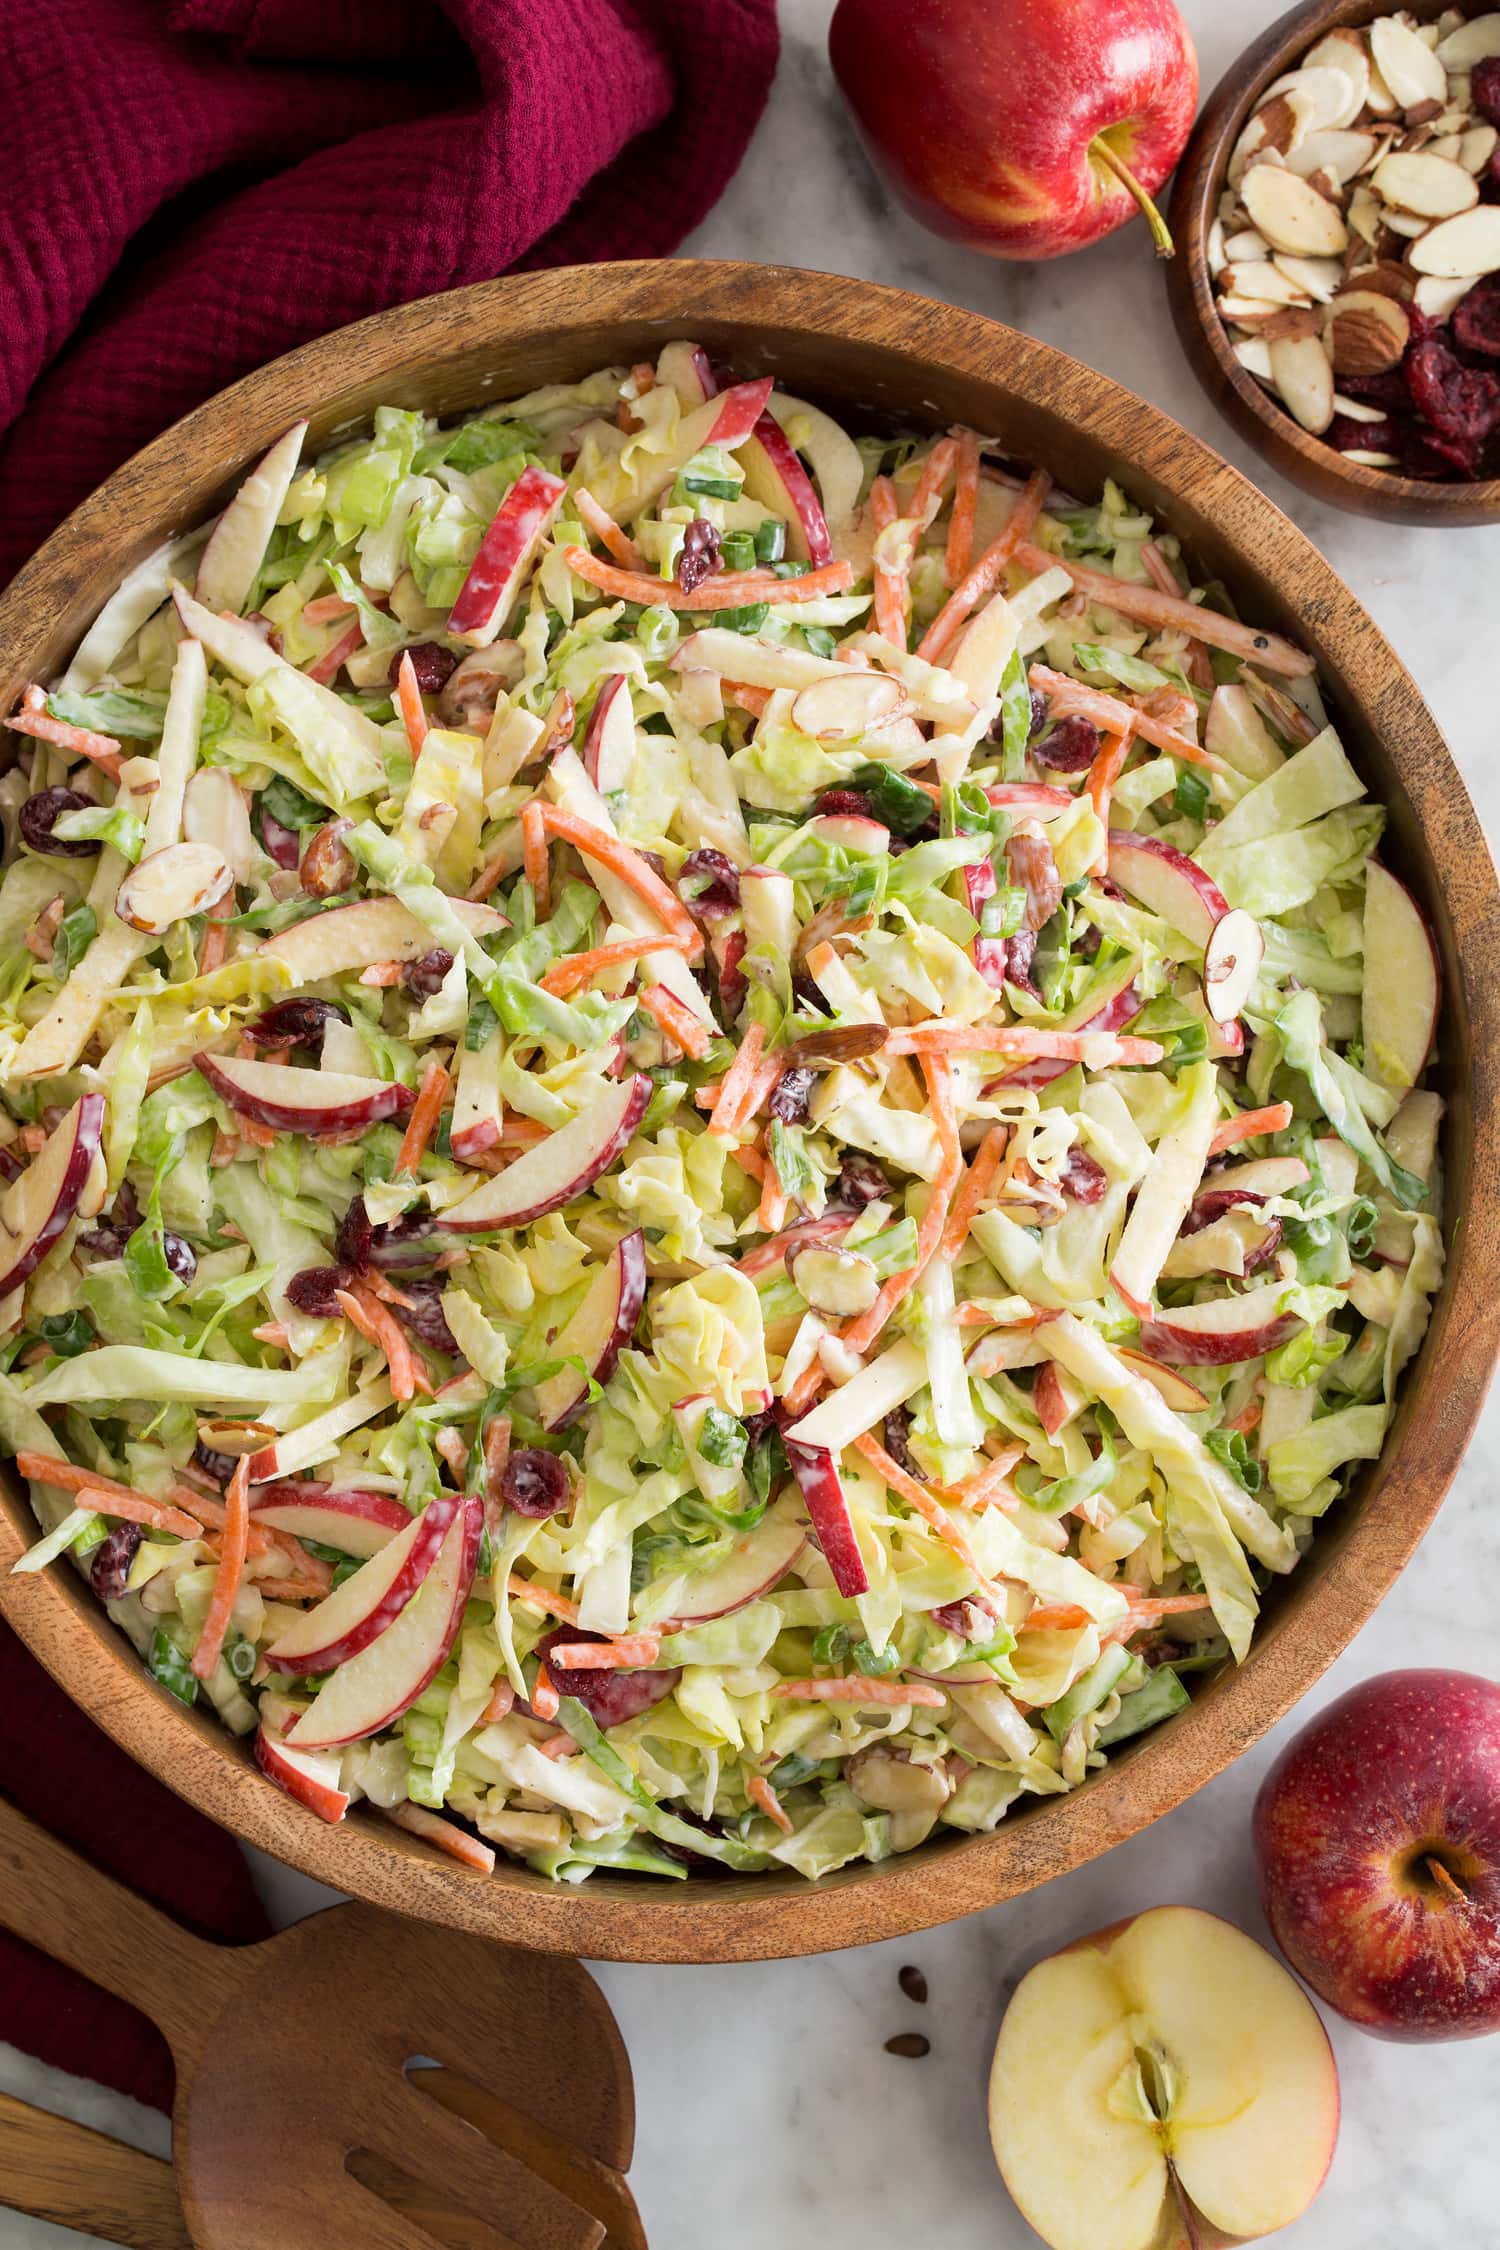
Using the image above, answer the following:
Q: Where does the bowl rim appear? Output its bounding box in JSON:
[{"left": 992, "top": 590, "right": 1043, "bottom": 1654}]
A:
[
  {"left": 1166, "top": 0, "right": 1500, "bottom": 525},
  {"left": 1, "top": 257, "right": 1498, "bottom": 1961}
]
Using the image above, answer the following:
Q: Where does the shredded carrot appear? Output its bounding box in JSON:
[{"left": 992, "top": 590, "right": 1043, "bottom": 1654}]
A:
[
  {"left": 1029, "top": 663, "right": 1219, "bottom": 772},
  {"left": 868, "top": 476, "right": 910, "bottom": 648},
  {"left": 480, "top": 1681, "right": 516, "bottom": 1723},
  {"left": 779, "top": 1359, "right": 826, "bottom": 1418},
  {"left": 756, "top": 1161, "right": 790, "bottom": 1233},
  {"left": 562, "top": 546, "right": 855, "bottom": 611},
  {"left": 1022, "top": 1602, "right": 1092, "bottom": 1634},
  {"left": 738, "top": 1213, "right": 856, "bottom": 1278},
  {"left": 434, "top": 1425, "right": 469, "bottom": 1482},
  {"left": 1105, "top": 1591, "right": 1214, "bottom": 1644},
  {"left": 540, "top": 933, "right": 688, "bottom": 995},
  {"left": 575, "top": 487, "right": 644, "bottom": 572},
  {"left": 908, "top": 434, "right": 959, "bottom": 525},
  {"left": 531, "top": 1664, "right": 561, "bottom": 1721},
  {"left": 1014, "top": 544, "right": 1314, "bottom": 680},
  {"left": 197, "top": 894, "right": 233, "bottom": 975},
  {"left": 1208, "top": 1102, "right": 1293, "bottom": 1157},
  {"left": 521, "top": 798, "right": 551, "bottom": 917},
  {"left": 480, "top": 1414, "right": 512, "bottom": 1547},
  {"left": 358, "top": 961, "right": 404, "bottom": 987},
  {"left": 170, "top": 1481, "right": 275, "bottom": 1558},
  {"left": 362, "top": 1270, "right": 415, "bottom": 1309},
  {"left": 395, "top": 1055, "right": 450, "bottom": 1177},
  {"left": 384, "top": 1801, "right": 496, "bottom": 1873},
  {"left": 945, "top": 429, "right": 980, "bottom": 586},
  {"left": 773, "top": 1675, "right": 946, "bottom": 1708},
  {"left": 306, "top": 620, "right": 361, "bottom": 687},
  {"left": 394, "top": 650, "right": 429, "bottom": 757},
  {"left": 748, "top": 1773, "right": 794, "bottom": 1833},
  {"left": 885, "top": 1022, "right": 1164, "bottom": 1067},
  {"left": 839, "top": 1056, "right": 961, "bottom": 1355},
  {"left": 545, "top": 1634, "right": 661, "bottom": 1670},
  {"left": 941, "top": 1124, "right": 1008, "bottom": 1258},
  {"left": 17, "top": 1452, "right": 203, "bottom": 1538},
  {"left": 335, "top": 1285, "right": 430, "bottom": 1402},
  {"left": 723, "top": 679, "right": 772, "bottom": 717},
  {"left": 1085, "top": 726, "right": 1134, "bottom": 842},
  {"left": 639, "top": 981, "right": 712, "bottom": 1060},
  {"left": 1225, "top": 1397, "right": 1263, "bottom": 1438},
  {"left": 936, "top": 1444, "right": 1026, "bottom": 1512},
  {"left": 191, "top": 1458, "right": 249, "bottom": 1682},
  {"left": 537, "top": 1731, "right": 579, "bottom": 1759},
  {"left": 917, "top": 468, "right": 1050, "bottom": 661},
  {"left": 301, "top": 593, "right": 355, "bottom": 625},
  {"left": 534, "top": 803, "right": 701, "bottom": 958},
  {"left": 253, "top": 1575, "right": 328, "bottom": 1603},
  {"left": 731, "top": 1144, "right": 767, "bottom": 1183},
  {"left": 853, "top": 1429, "right": 988, "bottom": 1586},
  {"left": 8, "top": 686, "right": 123, "bottom": 779},
  {"left": 706, "top": 1021, "right": 767, "bottom": 1138},
  {"left": 506, "top": 1574, "right": 579, "bottom": 1624}
]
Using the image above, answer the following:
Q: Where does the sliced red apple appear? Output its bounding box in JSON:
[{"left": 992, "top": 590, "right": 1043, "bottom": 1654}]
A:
[
  {"left": 1138, "top": 1283, "right": 1300, "bottom": 1366},
  {"left": 182, "top": 766, "right": 256, "bottom": 883},
  {"left": 1205, "top": 682, "right": 1286, "bottom": 781},
  {"left": 762, "top": 391, "right": 865, "bottom": 535},
  {"left": 0, "top": 1095, "right": 105, "bottom": 1296},
  {"left": 791, "top": 670, "right": 907, "bottom": 741},
  {"left": 531, "top": 1230, "right": 646, "bottom": 1430},
  {"left": 783, "top": 1338, "right": 926, "bottom": 1454},
  {"left": 196, "top": 1054, "right": 416, "bottom": 1137},
  {"left": 254, "top": 1725, "right": 348, "bottom": 1824},
  {"left": 604, "top": 379, "right": 773, "bottom": 522},
  {"left": 1161, "top": 1208, "right": 1282, "bottom": 1281},
  {"left": 781, "top": 1428, "right": 867, "bottom": 1597},
  {"left": 265, "top": 1490, "right": 460, "bottom": 1673},
  {"left": 1203, "top": 1155, "right": 1309, "bottom": 1200},
  {"left": 658, "top": 1491, "right": 809, "bottom": 1628},
  {"left": 583, "top": 673, "right": 635, "bottom": 794},
  {"left": 738, "top": 410, "right": 834, "bottom": 565},
  {"left": 803, "top": 812, "right": 890, "bottom": 856},
  {"left": 115, "top": 841, "right": 234, "bottom": 934},
  {"left": 740, "top": 865, "right": 797, "bottom": 955},
  {"left": 1034, "top": 1358, "right": 1084, "bottom": 1438},
  {"left": 1114, "top": 1348, "right": 1210, "bottom": 1413},
  {"left": 195, "top": 422, "right": 308, "bottom": 616},
  {"left": 259, "top": 894, "right": 506, "bottom": 984},
  {"left": 448, "top": 464, "right": 567, "bottom": 647},
  {"left": 440, "top": 1072, "right": 650, "bottom": 1232},
  {"left": 655, "top": 341, "right": 716, "bottom": 408},
  {"left": 288, "top": 1493, "right": 479, "bottom": 1749},
  {"left": 986, "top": 783, "right": 1075, "bottom": 815},
  {"left": 250, "top": 1482, "right": 411, "bottom": 1558},
  {"left": 1203, "top": 907, "right": 1264, "bottom": 1025},
  {"left": 1362, "top": 859, "right": 1440, "bottom": 1093},
  {"left": 1107, "top": 830, "right": 1230, "bottom": 950},
  {"left": 450, "top": 1028, "right": 503, "bottom": 1163}
]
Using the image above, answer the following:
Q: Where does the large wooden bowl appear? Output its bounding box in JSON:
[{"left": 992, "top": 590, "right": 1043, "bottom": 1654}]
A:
[{"left": 1, "top": 262, "right": 1496, "bottom": 1961}]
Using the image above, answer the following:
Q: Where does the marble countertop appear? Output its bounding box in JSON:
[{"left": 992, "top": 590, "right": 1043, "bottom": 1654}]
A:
[{"left": 4, "top": 2, "right": 1498, "bottom": 2242}]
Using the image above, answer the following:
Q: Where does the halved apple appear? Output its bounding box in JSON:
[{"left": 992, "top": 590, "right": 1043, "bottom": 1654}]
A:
[
  {"left": 195, "top": 1053, "right": 416, "bottom": 1136},
  {"left": 738, "top": 409, "right": 834, "bottom": 564},
  {"left": 989, "top": 1906, "right": 1339, "bottom": 2250},
  {"left": 448, "top": 464, "right": 567, "bottom": 647},
  {"left": 781, "top": 1428, "right": 867, "bottom": 1597},
  {"left": 195, "top": 422, "right": 308, "bottom": 615},
  {"left": 250, "top": 1481, "right": 411, "bottom": 1559},
  {"left": 288, "top": 1493, "right": 480, "bottom": 1749},
  {"left": 0, "top": 1094, "right": 106, "bottom": 1296},
  {"left": 258, "top": 894, "right": 506, "bottom": 983},
  {"left": 254, "top": 1724, "right": 348, "bottom": 1824},
  {"left": 1362, "top": 859, "right": 1440, "bottom": 1092},
  {"left": 583, "top": 673, "right": 635, "bottom": 794},
  {"left": 531, "top": 1230, "right": 646, "bottom": 1430},
  {"left": 1138, "top": 1282, "right": 1299, "bottom": 1367},
  {"left": 657, "top": 1491, "right": 809, "bottom": 1628},
  {"left": 264, "top": 1490, "right": 460, "bottom": 1673},
  {"left": 439, "top": 1073, "right": 650, "bottom": 1232},
  {"left": 1107, "top": 831, "right": 1230, "bottom": 950}
]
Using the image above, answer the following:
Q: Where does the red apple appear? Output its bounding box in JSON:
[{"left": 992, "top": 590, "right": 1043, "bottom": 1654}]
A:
[
  {"left": 264, "top": 1489, "right": 461, "bottom": 1673},
  {"left": 0, "top": 1094, "right": 105, "bottom": 1297},
  {"left": 531, "top": 1230, "right": 646, "bottom": 1430},
  {"left": 781, "top": 1427, "right": 868, "bottom": 1597},
  {"left": 196, "top": 421, "right": 307, "bottom": 617},
  {"left": 656, "top": 1492, "right": 809, "bottom": 1629},
  {"left": 582, "top": 672, "right": 635, "bottom": 795},
  {"left": 448, "top": 464, "right": 567, "bottom": 646},
  {"left": 255, "top": 1726, "right": 349, "bottom": 1824},
  {"left": 829, "top": 0, "right": 1198, "bottom": 263},
  {"left": 258, "top": 894, "right": 507, "bottom": 983},
  {"left": 1107, "top": 829, "right": 1229, "bottom": 949},
  {"left": 439, "top": 1073, "right": 650, "bottom": 1231},
  {"left": 195, "top": 1053, "right": 416, "bottom": 1137},
  {"left": 1138, "top": 1280, "right": 1299, "bottom": 1366},
  {"left": 738, "top": 411, "right": 834, "bottom": 565},
  {"left": 250, "top": 1481, "right": 411, "bottom": 1559},
  {"left": 1254, "top": 1669, "right": 1500, "bottom": 2041}
]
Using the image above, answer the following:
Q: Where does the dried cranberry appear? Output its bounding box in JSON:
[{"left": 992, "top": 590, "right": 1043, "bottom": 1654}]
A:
[
  {"left": 78, "top": 1180, "right": 141, "bottom": 1259},
  {"left": 677, "top": 519, "right": 722, "bottom": 598},
  {"left": 244, "top": 996, "right": 349, "bottom": 1048},
  {"left": 814, "top": 789, "right": 874, "bottom": 818},
  {"left": 1406, "top": 336, "right": 1500, "bottom": 453},
  {"left": 389, "top": 640, "right": 459, "bottom": 693},
  {"left": 537, "top": 1627, "right": 680, "bottom": 1728},
  {"left": 1060, "top": 1147, "right": 1108, "bottom": 1204},
  {"left": 1474, "top": 57, "right": 1500, "bottom": 129},
  {"left": 402, "top": 947, "right": 454, "bottom": 1001},
  {"left": 286, "top": 1264, "right": 354, "bottom": 1318},
  {"left": 257, "top": 804, "right": 303, "bottom": 870},
  {"left": 1400, "top": 421, "right": 1481, "bottom": 480},
  {"left": 1027, "top": 687, "right": 1048, "bottom": 739},
  {"left": 502, "top": 1448, "right": 570, "bottom": 1518},
  {"left": 161, "top": 1232, "right": 197, "bottom": 1286},
  {"left": 1006, "top": 927, "right": 1040, "bottom": 998},
  {"left": 1032, "top": 714, "right": 1099, "bottom": 773},
  {"left": 19, "top": 787, "right": 101, "bottom": 858},
  {"left": 391, "top": 1277, "right": 456, "bottom": 1356},
  {"left": 882, "top": 1406, "right": 923, "bottom": 1480},
  {"left": 335, "top": 1195, "right": 374, "bottom": 1271},
  {"left": 1075, "top": 919, "right": 1102, "bottom": 961},
  {"left": 91, "top": 1523, "right": 144, "bottom": 1603},
  {"left": 1454, "top": 278, "right": 1500, "bottom": 360},
  {"left": 713, "top": 927, "right": 748, "bottom": 1023},
  {"left": 367, "top": 1214, "right": 441, "bottom": 1269},
  {"left": 677, "top": 848, "right": 741, "bottom": 922},
  {"left": 192, "top": 1440, "right": 239, "bottom": 1485},
  {"left": 1327, "top": 412, "right": 1401, "bottom": 457},
  {"left": 1338, "top": 367, "right": 1412, "bottom": 412},
  {"left": 769, "top": 1066, "right": 815, "bottom": 1124},
  {"left": 836, "top": 1154, "right": 889, "bottom": 1207}
]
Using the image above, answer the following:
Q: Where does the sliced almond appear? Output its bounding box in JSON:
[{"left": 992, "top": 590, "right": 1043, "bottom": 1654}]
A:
[
  {"left": 1273, "top": 252, "right": 1347, "bottom": 302},
  {"left": 791, "top": 671, "right": 908, "bottom": 742},
  {"left": 1234, "top": 337, "right": 1275, "bottom": 380},
  {"left": 1223, "top": 228, "right": 1273, "bottom": 259},
  {"left": 116, "top": 842, "right": 234, "bottom": 935},
  {"left": 1343, "top": 450, "right": 1401, "bottom": 466},
  {"left": 1268, "top": 332, "right": 1335, "bottom": 434},
  {"left": 1208, "top": 217, "right": 1227, "bottom": 276},
  {"left": 1303, "top": 27, "right": 1372, "bottom": 123},
  {"left": 1327, "top": 290, "right": 1411, "bottom": 375},
  {"left": 1347, "top": 184, "right": 1385, "bottom": 247},
  {"left": 1413, "top": 271, "right": 1482, "bottom": 318},
  {"left": 1261, "top": 63, "right": 1368, "bottom": 134},
  {"left": 1347, "top": 256, "right": 1416, "bottom": 300},
  {"left": 1383, "top": 209, "right": 1434, "bottom": 236},
  {"left": 1226, "top": 258, "right": 1313, "bottom": 304},
  {"left": 1408, "top": 204, "right": 1500, "bottom": 275},
  {"left": 1365, "top": 52, "right": 1401, "bottom": 115},
  {"left": 1242, "top": 164, "right": 1350, "bottom": 256},
  {"left": 1429, "top": 134, "right": 1465, "bottom": 161},
  {"left": 1332, "top": 392, "right": 1394, "bottom": 422},
  {"left": 1437, "top": 12, "right": 1500, "bottom": 68},
  {"left": 1230, "top": 95, "right": 1299, "bottom": 185},
  {"left": 1460, "top": 124, "right": 1499, "bottom": 173},
  {"left": 1286, "top": 128, "right": 1378, "bottom": 184},
  {"left": 1372, "top": 149, "right": 1479, "bottom": 216},
  {"left": 1369, "top": 16, "right": 1448, "bottom": 111},
  {"left": 1218, "top": 293, "right": 1291, "bottom": 321}
]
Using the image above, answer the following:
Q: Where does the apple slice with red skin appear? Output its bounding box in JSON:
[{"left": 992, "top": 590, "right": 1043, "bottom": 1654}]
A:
[
  {"left": 1114, "top": 1348, "right": 1210, "bottom": 1413},
  {"left": 656, "top": 1491, "right": 809, "bottom": 1629},
  {"left": 264, "top": 1489, "right": 460, "bottom": 1673},
  {"left": 1138, "top": 1282, "right": 1299, "bottom": 1366},
  {"left": 738, "top": 409, "right": 834, "bottom": 565},
  {"left": 1107, "top": 830, "right": 1230, "bottom": 950},
  {"left": 448, "top": 464, "right": 567, "bottom": 647},
  {"left": 987, "top": 783, "right": 1074, "bottom": 815},
  {"left": 655, "top": 340, "right": 716, "bottom": 408},
  {"left": 1254, "top": 1669, "right": 1500, "bottom": 2041},
  {"left": 289, "top": 1493, "right": 480, "bottom": 1749},
  {"left": 195, "top": 421, "right": 307, "bottom": 615},
  {"left": 1362, "top": 860, "right": 1441, "bottom": 1093},
  {"left": 254, "top": 1725, "right": 348, "bottom": 1824},
  {"left": 1033, "top": 1358, "right": 1084, "bottom": 1438},
  {"left": 802, "top": 812, "right": 890, "bottom": 857},
  {"left": 196, "top": 1053, "right": 416, "bottom": 1137},
  {"left": 583, "top": 673, "right": 635, "bottom": 794},
  {"left": 250, "top": 1482, "right": 411, "bottom": 1559},
  {"left": 531, "top": 1230, "right": 647, "bottom": 1431},
  {"left": 1202, "top": 1155, "right": 1309, "bottom": 1201},
  {"left": 439, "top": 1073, "right": 650, "bottom": 1233},
  {"left": 0, "top": 1094, "right": 105, "bottom": 1296},
  {"left": 258, "top": 895, "right": 506, "bottom": 983},
  {"left": 781, "top": 1427, "right": 868, "bottom": 1597}
]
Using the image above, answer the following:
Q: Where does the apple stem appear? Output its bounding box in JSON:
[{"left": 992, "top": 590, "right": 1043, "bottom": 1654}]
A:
[
  {"left": 1089, "top": 136, "right": 1175, "bottom": 259},
  {"left": 1426, "top": 1855, "right": 1467, "bottom": 1904}
]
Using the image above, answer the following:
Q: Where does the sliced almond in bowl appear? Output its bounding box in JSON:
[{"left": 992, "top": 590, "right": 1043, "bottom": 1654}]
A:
[
  {"left": 1369, "top": 16, "right": 1448, "bottom": 112},
  {"left": 116, "top": 842, "right": 234, "bottom": 935},
  {"left": 1414, "top": 272, "right": 1483, "bottom": 318},
  {"left": 1226, "top": 259, "right": 1314, "bottom": 303},
  {"left": 1303, "top": 26, "right": 1372, "bottom": 123},
  {"left": 1273, "top": 252, "right": 1346, "bottom": 301},
  {"left": 1262, "top": 63, "right": 1370, "bottom": 135},
  {"left": 1268, "top": 331, "right": 1335, "bottom": 432},
  {"left": 1287, "top": 128, "right": 1379, "bottom": 184},
  {"left": 1223, "top": 228, "right": 1272, "bottom": 259},
  {"left": 1234, "top": 337, "right": 1275, "bottom": 379},
  {"left": 1384, "top": 209, "right": 1438, "bottom": 237},
  {"left": 1327, "top": 289, "right": 1411, "bottom": 375},
  {"left": 1437, "top": 13, "right": 1500, "bottom": 70},
  {"left": 1230, "top": 96, "right": 1300, "bottom": 185},
  {"left": 1371, "top": 149, "right": 1479, "bottom": 217},
  {"left": 1460, "top": 123, "right": 1500, "bottom": 173},
  {"left": 1242, "top": 164, "right": 1350, "bottom": 255},
  {"left": 1409, "top": 204, "right": 1500, "bottom": 276}
]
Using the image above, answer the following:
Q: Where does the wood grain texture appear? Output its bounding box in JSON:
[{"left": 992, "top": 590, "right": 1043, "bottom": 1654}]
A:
[
  {"left": 0, "top": 2092, "right": 189, "bottom": 2250},
  {"left": 1166, "top": 0, "right": 1500, "bottom": 526},
  {"left": 0, "top": 260, "right": 1495, "bottom": 1963},
  {"left": 0, "top": 1795, "right": 638, "bottom": 2249}
]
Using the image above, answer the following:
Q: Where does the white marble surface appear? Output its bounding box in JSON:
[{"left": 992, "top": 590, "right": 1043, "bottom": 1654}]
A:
[{"left": 4, "top": 2, "right": 1499, "bottom": 2243}]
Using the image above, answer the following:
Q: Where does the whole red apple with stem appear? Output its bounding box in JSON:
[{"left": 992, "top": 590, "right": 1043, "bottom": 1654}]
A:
[
  {"left": 829, "top": 0, "right": 1198, "bottom": 261},
  {"left": 1254, "top": 1670, "right": 1500, "bottom": 2041}
]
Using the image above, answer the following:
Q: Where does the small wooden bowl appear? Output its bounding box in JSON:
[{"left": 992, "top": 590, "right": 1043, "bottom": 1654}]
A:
[
  {"left": 1, "top": 261, "right": 1498, "bottom": 1961},
  {"left": 1167, "top": 0, "right": 1500, "bottom": 525}
]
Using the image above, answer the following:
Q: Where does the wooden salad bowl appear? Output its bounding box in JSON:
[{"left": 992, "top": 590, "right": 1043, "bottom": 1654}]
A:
[
  {"left": 0, "top": 261, "right": 1496, "bottom": 1962},
  {"left": 1167, "top": 0, "right": 1500, "bottom": 526}
]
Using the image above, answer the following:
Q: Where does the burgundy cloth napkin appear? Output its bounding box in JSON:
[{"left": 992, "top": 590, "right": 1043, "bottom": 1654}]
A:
[
  {"left": 0, "top": 0, "right": 775, "bottom": 2109},
  {"left": 0, "top": 0, "right": 779, "bottom": 586}
]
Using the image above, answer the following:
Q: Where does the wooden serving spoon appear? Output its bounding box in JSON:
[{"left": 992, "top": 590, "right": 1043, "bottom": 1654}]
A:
[{"left": 0, "top": 1795, "right": 645, "bottom": 2250}]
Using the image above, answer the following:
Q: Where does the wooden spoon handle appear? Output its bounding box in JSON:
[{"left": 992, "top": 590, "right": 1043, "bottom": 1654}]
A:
[
  {"left": 0, "top": 1792, "right": 235, "bottom": 2053},
  {"left": 0, "top": 2090, "right": 191, "bottom": 2250}
]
